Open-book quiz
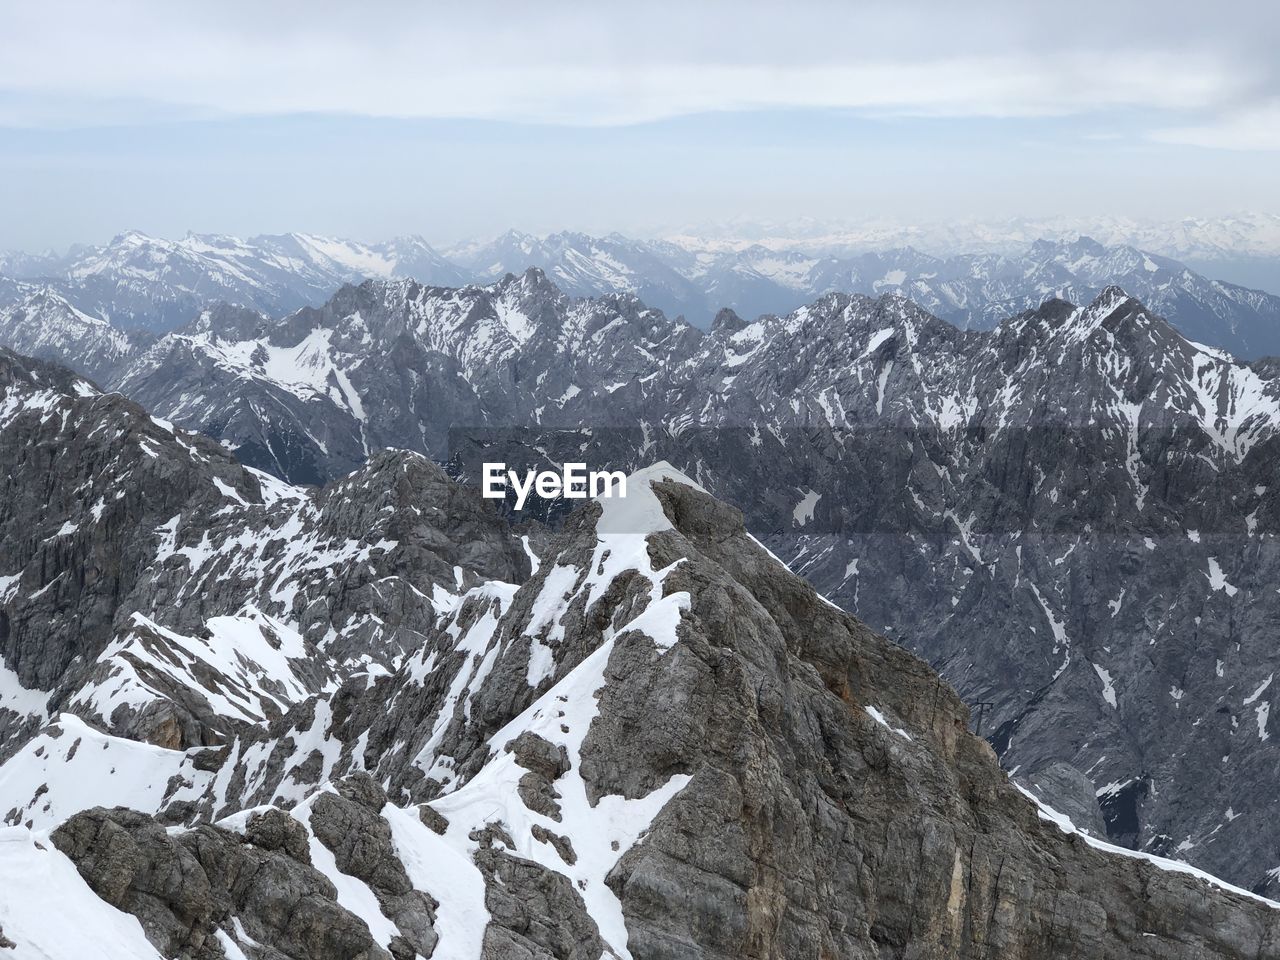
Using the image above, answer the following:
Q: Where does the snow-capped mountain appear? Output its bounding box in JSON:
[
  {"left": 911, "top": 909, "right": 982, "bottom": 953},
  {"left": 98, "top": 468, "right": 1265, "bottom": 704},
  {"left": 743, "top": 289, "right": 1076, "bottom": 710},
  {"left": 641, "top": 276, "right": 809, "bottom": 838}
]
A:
[
  {"left": 0, "top": 230, "right": 466, "bottom": 332},
  {"left": 7, "top": 254, "right": 1280, "bottom": 903},
  {"left": 5, "top": 228, "right": 1279, "bottom": 355},
  {"left": 2, "top": 355, "right": 1278, "bottom": 958},
  {"left": 105, "top": 271, "right": 699, "bottom": 483},
  {"left": 446, "top": 230, "right": 708, "bottom": 325},
  {"left": 664, "top": 236, "right": 1280, "bottom": 357},
  {"left": 442, "top": 230, "right": 1280, "bottom": 354},
  {"left": 670, "top": 212, "right": 1280, "bottom": 261},
  {"left": 539, "top": 286, "right": 1280, "bottom": 894},
  {"left": 0, "top": 287, "right": 147, "bottom": 384}
]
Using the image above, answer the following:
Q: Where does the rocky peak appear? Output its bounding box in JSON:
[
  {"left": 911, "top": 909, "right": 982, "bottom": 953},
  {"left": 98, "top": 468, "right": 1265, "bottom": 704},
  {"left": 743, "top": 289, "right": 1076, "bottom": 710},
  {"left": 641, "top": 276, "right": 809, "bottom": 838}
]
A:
[
  {"left": 0, "top": 345, "right": 259, "bottom": 700},
  {"left": 184, "top": 301, "right": 273, "bottom": 341},
  {"left": 0, "top": 345, "right": 94, "bottom": 397},
  {"left": 504, "top": 265, "right": 565, "bottom": 302},
  {"left": 711, "top": 306, "right": 746, "bottom": 333},
  {"left": 0, "top": 288, "right": 137, "bottom": 384},
  {"left": 1038, "top": 234, "right": 1109, "bottom": 260}
]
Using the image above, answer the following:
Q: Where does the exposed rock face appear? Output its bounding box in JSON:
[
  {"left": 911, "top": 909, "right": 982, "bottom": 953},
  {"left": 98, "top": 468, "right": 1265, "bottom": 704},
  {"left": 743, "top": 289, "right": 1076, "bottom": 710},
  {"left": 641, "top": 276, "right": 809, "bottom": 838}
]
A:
[
  {"left": 1024, "top": 762, "right": 1108, "bottom": 838},
  {"left": 477, "top": 845, "right": 604, "bottom": 960},
  {"left": 109, "top": 270, "right": 702, "bottom": 484},
  {"left": 308, "top": 779, "right": 440, "bottom": 960},
  {"left": 587, "top": 477, "right": 1280, "bottom": 959}
]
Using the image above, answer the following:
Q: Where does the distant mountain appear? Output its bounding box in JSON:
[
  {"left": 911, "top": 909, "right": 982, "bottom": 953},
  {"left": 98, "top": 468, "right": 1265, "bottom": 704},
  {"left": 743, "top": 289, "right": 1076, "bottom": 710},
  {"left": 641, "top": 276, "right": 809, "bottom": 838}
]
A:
[
  {"left": 0, "top": 288, "right": 148, "bottom": 384},
  {"left": 5, "top": 227, "right": 1280, "bottom": 354},
  {"left": 670, "top": 212, "right": 1280, "bottom": 261},
  {"left": 1069, "top": 213, "right": 1280, "bottom": 264},
  {"left": 445, "top": 229, "right": 708, "bottom": 324},
  {"left": 442, "top": 230, "right": 1280, "bottom": 353},
  {"left": 0, "top": 230, "right": 466, "bottom": 332},
  {"left": 658, "top": 236, "right": 1280, "bottom": 357},
  {"left": 103, "top": 271, "right": 699, "bottom": 483}
]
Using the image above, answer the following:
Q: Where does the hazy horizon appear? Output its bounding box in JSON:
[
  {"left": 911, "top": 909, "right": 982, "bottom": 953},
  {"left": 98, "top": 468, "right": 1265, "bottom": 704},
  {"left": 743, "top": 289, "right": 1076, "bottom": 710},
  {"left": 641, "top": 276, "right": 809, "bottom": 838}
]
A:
[{"left": 6, "top": 213, "right": 1280, "bottom": 263}]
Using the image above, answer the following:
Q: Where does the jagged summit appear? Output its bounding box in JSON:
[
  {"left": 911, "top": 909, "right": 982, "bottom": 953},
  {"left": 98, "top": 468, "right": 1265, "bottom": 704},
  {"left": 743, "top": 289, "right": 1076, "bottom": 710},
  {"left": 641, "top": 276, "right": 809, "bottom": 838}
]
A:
[
  {"left": 710, "top": 306, "right": 745, "bottom": 334},
  {"left": 32, "top": 273, "right": 1265, "bottom": 495}
]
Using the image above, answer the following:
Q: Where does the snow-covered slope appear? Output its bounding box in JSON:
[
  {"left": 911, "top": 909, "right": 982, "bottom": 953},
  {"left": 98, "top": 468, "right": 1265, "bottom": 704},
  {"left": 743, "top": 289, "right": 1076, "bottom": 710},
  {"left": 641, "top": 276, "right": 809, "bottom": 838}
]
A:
[
  {"left": 0, "top": 822, "right": 166, "bottom": 960},
  {"left": 0, "top": 344, "right": 530, "bottom": 760}
]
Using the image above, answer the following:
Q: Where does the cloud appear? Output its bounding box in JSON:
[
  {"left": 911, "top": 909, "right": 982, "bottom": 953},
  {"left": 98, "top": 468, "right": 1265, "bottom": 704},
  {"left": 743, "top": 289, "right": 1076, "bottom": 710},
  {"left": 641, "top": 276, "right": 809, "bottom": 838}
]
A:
[
  {"left": 1151, "top": 102, "right": 1280, "bottom": 151},
  {"left": 0, "top": 0, "right": 1274, "bottom": 131}
]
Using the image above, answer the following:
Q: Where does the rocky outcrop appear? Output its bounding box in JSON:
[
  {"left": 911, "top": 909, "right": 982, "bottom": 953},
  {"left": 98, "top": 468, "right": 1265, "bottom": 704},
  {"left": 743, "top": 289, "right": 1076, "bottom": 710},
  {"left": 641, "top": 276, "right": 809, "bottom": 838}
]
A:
[
  {"left": 583, "top": 476, "right": 1280, "bottom": 959},
  {"left": 476, "top": 846, "right": 603, "bottom": 960},
  {"left": 0, "top": 348, "right": 262, "bottom": 756},
  {"left": 1022, "top": 761, "right": 1108, "bottom": 838},
  {"left": 51, "top": 805, "right": 391, "bottom": 960},
  {"left": 308, "top": 775, "right": 439, "bottom": 960}
]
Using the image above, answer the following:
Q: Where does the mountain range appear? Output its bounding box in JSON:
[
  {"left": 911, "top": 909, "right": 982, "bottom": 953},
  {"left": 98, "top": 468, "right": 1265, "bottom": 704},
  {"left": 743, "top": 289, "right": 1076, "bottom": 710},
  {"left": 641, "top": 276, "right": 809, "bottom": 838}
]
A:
[
  {"left": 0, "top": 231, "right": 468, "bottom": 333},
  {"left": 2, "top": 345, "right": 1280, "bottom": 958},
  {"left": 670, "top": 212, "right": 1280, "bottom": 261},
  {"left": 5, "top": 263, "right": 1280, "bottom": 905},
  {"left": 4, "top": 227, "right": 1280, "bottom": 356}
]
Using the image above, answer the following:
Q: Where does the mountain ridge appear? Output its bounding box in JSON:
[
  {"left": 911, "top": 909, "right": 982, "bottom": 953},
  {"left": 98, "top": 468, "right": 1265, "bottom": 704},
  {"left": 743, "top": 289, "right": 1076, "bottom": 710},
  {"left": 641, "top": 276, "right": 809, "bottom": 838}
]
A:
[{"left": 4, "top": 228, "right": 1280, "bottom": 356}]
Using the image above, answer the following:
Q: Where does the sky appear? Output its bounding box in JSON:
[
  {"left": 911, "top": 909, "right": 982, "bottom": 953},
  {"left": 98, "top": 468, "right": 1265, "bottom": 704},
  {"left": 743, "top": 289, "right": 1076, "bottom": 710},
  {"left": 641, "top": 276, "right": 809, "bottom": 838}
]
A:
[{"left": 1, "top": 0, "right": 1279, "bottom": 250}]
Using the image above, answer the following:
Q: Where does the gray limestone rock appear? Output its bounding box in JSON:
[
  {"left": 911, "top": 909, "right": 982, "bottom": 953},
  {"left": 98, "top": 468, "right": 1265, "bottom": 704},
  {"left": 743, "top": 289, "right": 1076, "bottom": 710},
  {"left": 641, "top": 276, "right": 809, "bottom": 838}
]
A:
[
  {"left": 51, "top": 805, "right": 394, "bottom": 960},
  {"left": 475, "top": 847, "right": 604, "bottom": 960}
]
